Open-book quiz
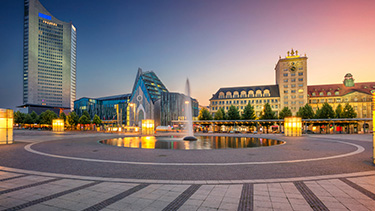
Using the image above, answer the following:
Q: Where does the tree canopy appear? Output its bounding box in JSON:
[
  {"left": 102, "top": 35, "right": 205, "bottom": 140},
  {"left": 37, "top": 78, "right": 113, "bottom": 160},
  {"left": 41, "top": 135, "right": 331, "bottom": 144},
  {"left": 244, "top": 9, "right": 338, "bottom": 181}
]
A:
[
  {"left": 278, "top": 107, "right": 292, "bottom": 119},
  {"left": 214, "top": 108, "right": 226, "bottom": 120},
  {"left": 78, "top": 115, "right": 91, "bottom": 125},
  {"left": 67, "top": 111, "right": 79, "bottom": 128},
  {"left": 82, "top": 110, "right": 91, "bottom": 120},
  {"left": 315, "top": 102, "right": 335, "bottom": 119},
  {"left": 198, "top": 108, "right": 213, "bottom": 120},
  {"left": 335, "top": 104, "right": 343, "bottom": 118},
  {"left": 341, "top": 103, "right": 357, "bottom": 118},
  {"left": 241, "top": 103, "right": 256, "bottom": 120},
  {"left": 92, "top": 114, "right": 102, "bottom": 125},
  {"left": 39, "top": 110, "right": 58, "bottom": 124},
  {"left": 260, "top": 103, "right": 277, "bottom": 119},
  {"left": 227, "top": 105, "right": 241, "bottom": 120},
  {"left": 297, "top": 104, "right": 315, "bottom": 119}
]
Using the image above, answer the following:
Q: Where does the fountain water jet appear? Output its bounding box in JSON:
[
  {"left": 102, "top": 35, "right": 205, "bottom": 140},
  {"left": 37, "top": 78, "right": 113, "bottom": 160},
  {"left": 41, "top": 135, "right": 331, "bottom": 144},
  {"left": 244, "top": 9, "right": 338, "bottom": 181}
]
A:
[{"left": 183, "top": 79, "right": 197, "bottom": 141}]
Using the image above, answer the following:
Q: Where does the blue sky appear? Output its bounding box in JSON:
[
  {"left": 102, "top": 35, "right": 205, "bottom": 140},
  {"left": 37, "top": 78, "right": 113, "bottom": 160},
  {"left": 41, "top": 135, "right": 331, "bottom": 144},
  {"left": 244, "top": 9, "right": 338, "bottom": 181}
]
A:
[{"left": 1, "top": 0, "right": 375, "bottom": 109}]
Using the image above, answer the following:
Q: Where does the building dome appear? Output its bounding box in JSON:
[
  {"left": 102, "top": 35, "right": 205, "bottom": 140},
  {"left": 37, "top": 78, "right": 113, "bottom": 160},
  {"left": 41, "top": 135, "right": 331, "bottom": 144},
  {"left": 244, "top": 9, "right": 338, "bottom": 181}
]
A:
[{"left": 343, "top": 73, "right": 354, "bottom": 87}]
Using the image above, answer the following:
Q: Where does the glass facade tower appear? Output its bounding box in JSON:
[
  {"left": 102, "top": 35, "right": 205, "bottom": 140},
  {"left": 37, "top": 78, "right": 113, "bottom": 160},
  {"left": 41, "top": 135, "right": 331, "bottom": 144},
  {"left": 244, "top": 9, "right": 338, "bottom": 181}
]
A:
[{"left": 23, "top": 0, "right": 76, "bottom": 109}]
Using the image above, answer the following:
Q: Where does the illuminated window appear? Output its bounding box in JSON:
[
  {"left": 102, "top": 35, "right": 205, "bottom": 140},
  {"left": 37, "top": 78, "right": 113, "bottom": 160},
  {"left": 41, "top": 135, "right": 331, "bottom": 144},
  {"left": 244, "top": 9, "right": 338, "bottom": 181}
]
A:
[{"left": 319, "top": 92, "right": 324, "bottom": 96}]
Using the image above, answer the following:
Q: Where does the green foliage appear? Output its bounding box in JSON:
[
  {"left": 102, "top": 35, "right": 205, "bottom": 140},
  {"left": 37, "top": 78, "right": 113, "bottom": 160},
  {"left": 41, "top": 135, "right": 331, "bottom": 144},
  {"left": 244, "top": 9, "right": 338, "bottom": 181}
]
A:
[
  {"left": 30, "top": 111, "right": 39, "bottom": 123},
  {"left": 241, "top": 103, "right": 256, "bottom": 120},
  {"left": 78, "top": 115, "right": 91, "bottom": 125},
  {"left": 335, "top": 104, "right": 343, "bottom": 118},
  {"left": 315, "top": 102, "right": 335, "bottom": 119},
  {"left": 198, "top": 108, "right": 213, "bottom": 120},
  {"left": 14, "top": 111, "right": 26, "bottom": 124},
  {"left": 59, "top": 112, "right": 67, "bottom": 122},
  {"left": 227, "top": 105, "right": 240, "bottom": 120},
  {"left": 67, "top": 111, "right": 79, "bottom": 128},
  {"left": 297, "top": 104, "right": 315, "bottom": 119},
  {"left": 214, "top": 108, "right": 225, "bottom": 120},
  {"left": 82, "top": 110, "right": 91, "bottom": 120},
  {"left": 24, "top": 114, "right": 34, "bottom": 124},
  {"left": 278, "top": 107, "right": 292, "bottom": 119},
  {"left": 39, "top": 110, "right": 58, "bottom": 125},
  {"left": 92, "top": 114, "right": 102, "bottom": 125},
  {"left": 260, "top": 103, "right": 277, "bottom": 119},
  {"left": 341, "top": 103, "right": 357, "bottom": 118}
]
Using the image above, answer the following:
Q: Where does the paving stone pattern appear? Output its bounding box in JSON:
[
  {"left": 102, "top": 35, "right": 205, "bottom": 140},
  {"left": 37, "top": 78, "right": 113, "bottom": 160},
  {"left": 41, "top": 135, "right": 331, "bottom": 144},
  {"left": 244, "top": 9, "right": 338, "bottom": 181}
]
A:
[{"left": 0, "top": 170, "right": 375, "bottom": 211}]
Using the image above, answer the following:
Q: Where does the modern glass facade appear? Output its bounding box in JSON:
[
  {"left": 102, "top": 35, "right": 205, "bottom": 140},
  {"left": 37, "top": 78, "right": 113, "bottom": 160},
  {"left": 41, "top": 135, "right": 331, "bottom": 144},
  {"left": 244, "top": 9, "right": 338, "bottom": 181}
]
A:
[
  {"left": 23, "top": 0, "right": 76, "bottom": 109},
  {"left": 74, "top": 94, "right": 130, "bottom": 124}
]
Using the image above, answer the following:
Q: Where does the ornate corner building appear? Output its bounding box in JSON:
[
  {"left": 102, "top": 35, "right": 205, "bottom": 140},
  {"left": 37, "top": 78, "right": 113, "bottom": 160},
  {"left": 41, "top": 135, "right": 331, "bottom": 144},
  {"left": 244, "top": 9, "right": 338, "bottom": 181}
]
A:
[{"left": 210, "top": 49, "right": 375, "bottom": 120}]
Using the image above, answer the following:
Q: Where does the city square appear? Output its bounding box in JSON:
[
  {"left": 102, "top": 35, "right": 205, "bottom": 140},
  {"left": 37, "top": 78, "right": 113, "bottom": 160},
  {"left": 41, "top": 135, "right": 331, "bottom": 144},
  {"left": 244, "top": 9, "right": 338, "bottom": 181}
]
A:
[{"left": 1, "top": 0, "right": 375, "bottom": 210}]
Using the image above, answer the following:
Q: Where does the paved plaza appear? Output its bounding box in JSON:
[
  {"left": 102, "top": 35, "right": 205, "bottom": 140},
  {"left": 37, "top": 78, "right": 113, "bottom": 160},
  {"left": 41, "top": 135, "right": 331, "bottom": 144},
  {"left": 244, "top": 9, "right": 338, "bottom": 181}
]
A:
[{"left": 0, "top": 131, "right": 374, "bottom": 210}]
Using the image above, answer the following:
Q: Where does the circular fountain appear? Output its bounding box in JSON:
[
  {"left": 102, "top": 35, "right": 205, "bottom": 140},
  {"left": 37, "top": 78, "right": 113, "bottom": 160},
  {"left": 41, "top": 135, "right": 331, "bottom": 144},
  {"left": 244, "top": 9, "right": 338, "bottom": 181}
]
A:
[{"left": 183, "top": 78, "right": 197, "bottom": 141}]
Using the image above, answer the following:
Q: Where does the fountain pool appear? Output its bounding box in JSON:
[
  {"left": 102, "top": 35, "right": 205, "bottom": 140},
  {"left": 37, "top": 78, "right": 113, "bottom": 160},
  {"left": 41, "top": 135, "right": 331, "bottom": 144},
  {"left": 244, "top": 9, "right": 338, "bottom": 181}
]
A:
[{"left": 99, "top": 136, "right": 284, "bottom": 150}]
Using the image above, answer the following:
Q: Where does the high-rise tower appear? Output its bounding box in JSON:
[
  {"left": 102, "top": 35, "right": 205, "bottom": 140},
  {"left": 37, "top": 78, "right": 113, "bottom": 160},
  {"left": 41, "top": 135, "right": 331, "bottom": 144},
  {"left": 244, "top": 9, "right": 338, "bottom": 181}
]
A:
[
  {"left": 275, "top": 49, "right": 308, "bottom": 114},
  {"left": 23, "top": 0, "right": 76, "bottom": 110}
]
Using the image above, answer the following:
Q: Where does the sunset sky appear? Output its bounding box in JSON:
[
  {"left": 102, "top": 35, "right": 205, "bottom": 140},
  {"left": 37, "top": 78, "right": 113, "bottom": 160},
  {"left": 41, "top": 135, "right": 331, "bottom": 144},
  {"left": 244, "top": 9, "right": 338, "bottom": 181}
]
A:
[{"left": 1, "top": 0, "right": 374, "bottom": 108}]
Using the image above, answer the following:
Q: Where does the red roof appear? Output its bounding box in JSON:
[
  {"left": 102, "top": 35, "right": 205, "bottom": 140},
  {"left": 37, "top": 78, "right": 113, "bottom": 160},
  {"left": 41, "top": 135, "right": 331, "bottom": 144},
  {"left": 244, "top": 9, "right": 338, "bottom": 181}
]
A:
[{"left": 308, "top": 82, "right": 375, "bottom": 97}]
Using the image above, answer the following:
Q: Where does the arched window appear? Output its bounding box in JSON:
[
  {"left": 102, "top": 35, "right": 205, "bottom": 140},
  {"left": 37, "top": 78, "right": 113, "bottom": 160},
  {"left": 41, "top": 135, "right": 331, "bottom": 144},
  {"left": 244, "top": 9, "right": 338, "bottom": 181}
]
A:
[
  {"left": 226, "top": 91, "right": 232, "bottom": 98},
  {"left": 219, "top": 92, "right": 224, "bottom": 99},
  {"left": 256, "top": 90, "right": 262, "bottom": 97},
  {"left": 335, "top": 91, "right": 339, "bottom": 95},
  {"left": 233, "top": 91, "right": 239, "bottom": 98},
  {"left": 240, "top": 91, "right": 247, "bottom": 98},
  {"left": 319, "top": 92, "right": 324, "bottom": 96},
  {"left": 327, "top": 92, "right": 331, "bottom": 96},
  {"left": 248, "top": 90, "right": 254, "bottom": 97},
  {"left": 312, "top": 92, "right": 316, "bottom": 96},
  {"left": 263, "top": 89, "right": 270, "bottom": 97}
]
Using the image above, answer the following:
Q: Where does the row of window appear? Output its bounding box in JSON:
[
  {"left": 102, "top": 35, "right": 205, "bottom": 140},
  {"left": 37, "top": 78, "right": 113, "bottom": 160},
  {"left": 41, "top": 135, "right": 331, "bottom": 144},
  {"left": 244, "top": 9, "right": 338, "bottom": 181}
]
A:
[
  {"left": 310, "top": 96, "right": 369, "bottom": 104},
  {"left": 212, "top": 98, "right": 279, "bottom": 105},
  {"left": 283, "top": 72, "right": 303, "bottom": 77},
  {"left": 284, "top": 84, "right": 303, "bottom": 88},
  {"left": 283, "top": 78, "right": 303, "bottom": 82},
  {"left": 311, "top": 91, "right": 339, "bottom": 96},
  {"left": 38, "top": 82, "right": 62, "bottom": 87},
  {"left": 218, "top": 89, "right": 272, "bottom": 99},
  {"left": 284, "top": 101, "right": 304, "bottom": 105},
  {"left": 212, "top": 104, "right": 279, "bottom": 111},
  {"left": 38, "top": 89, "right": 62, "bottom": 93}
]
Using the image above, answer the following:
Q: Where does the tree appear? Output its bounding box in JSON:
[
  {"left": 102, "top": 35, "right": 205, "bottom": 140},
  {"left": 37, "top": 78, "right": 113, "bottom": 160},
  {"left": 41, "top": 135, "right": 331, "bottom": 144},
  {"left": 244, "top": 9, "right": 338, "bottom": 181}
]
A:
[
  {"left": 67, "top": 111, "right": 79, "bottom": 128},
  {"left": 297, "top": 104, "right": 314, "bottom": 119},
  {"left": 14, "top": 111, "right": 25, "bottom": 124},
  {"left": 82, "top": 110, "right": 91, "bottom": 120},
  {"left": 341, "top": 103, "right": 357, "bottom": 118},
  {"left": 227, "top": 105, "right": 240, "bottom": 120},
  {"left": 316, "top": 103, "right": 335, "bottom": 119},
  {"left": 92, "top": 114, "right": 102, "bottom": 125},
  {"left": 78, "top": 115, "right": 91, "bottom": 125},
  {"left": 39, "top": 110, "right": 58, "bottom": 125},
  {"left": 335, "top": 104, "right": 343, "bottom": 118},
  {"left": 214, "top": 108, "right": 225, "bottom": 120},
  {"left": 278, "top": 107, "right": 292, "bottom": 119},
  {"left": 24, "top": 114, "right": 34, "bottom": 124},
  {"left": 241, "top": 103, "right": 256, "bottom": 120},
  {"left": 59, "top": 112, "right": 67, "bottom": 122},
  {"left": 260, "top": 103, "right": 276, "bottom": 119},
  {"left": 198, "top": 108, "right": 213, "bottom": 120},
  {"left": 30, "top": 111, "right": 39, "bottom": 123}
]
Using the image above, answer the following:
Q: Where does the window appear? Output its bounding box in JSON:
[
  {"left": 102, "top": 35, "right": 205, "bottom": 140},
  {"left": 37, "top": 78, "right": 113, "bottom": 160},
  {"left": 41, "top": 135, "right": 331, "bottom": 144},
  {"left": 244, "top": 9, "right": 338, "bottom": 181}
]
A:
[
  {"left": 291, "top": 73, "right": 296, "bottom": 76},
  {"left": 312, "top": 99, "right": 317, "bottom": 103},
  {"left": 328, "top": 99, "right": 333, "bottom": 103},
  {"left": 336, "top": 98, "right": 341, "bottom": 103},
  {"left": 298, "top": 84, "right": 303, "bottom": 87},
  {"left": 291, "top": 90, "right": 296, "bottom": 93},
  {"left": 319, "top": 92, "right": 324, "bottom": 96},
  {"left": 320, "top": 99, "right": 324, "bottom": 103},
  {"left": 284, "top": 79, "right": 288, "bottom": 82},
  {"left": 284, "top": 96, "right": 288, "bottom": 99},
  {"left": 284, "top": 85, "right": 288, "bottom": 88},
  {"left": 312, "top": 92, "right": 316, "bottom": 96},
  {"left": 298, "top": 78, "right": 303, "bottom": 82},
  {"left": 298, "top": 72, "right": 303, "bottom": 76},
  {"left": 299, "top": 95, "right": 303, "bottom": 98},
  {"left": 291, "top": 96, "right": 296, "bottom": 99},
  {"left": 284, "top": 90, "right": 288, "bottom": 93},
  {"left": 291, "top": 78, "right": 296, "bottom": 82},
  {"left": 335, "top": 91, "right": 339, "bottom": 95},
  {"left": 283, "top": 73, "right": 288, "bottom": 77},
  {"left": 291, "top": 84, "right": 296, "bottom": 88}
]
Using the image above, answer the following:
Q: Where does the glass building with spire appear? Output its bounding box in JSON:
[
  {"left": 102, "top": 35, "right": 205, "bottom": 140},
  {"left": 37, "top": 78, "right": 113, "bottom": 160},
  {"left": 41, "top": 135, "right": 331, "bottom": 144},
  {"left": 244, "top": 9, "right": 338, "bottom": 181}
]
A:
[{"left": 22, "top": 0, "right": 76, "bottom": 111}]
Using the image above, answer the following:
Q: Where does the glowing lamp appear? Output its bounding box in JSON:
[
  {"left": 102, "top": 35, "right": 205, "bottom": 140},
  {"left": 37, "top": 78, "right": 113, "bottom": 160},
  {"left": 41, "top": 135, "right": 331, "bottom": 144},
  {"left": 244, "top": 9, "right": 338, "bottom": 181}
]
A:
[
  {"left": 141, "top": 119, "right": 154, "bottom": 135},
  {"left": 52, "top": 119, "right": 64, "bottom": 132},
  {"left": 284, "top": 117, "right": 302, "bottom": 137},
  {"left": 0, "top": 109, "right": 13, "bottom": 144}
]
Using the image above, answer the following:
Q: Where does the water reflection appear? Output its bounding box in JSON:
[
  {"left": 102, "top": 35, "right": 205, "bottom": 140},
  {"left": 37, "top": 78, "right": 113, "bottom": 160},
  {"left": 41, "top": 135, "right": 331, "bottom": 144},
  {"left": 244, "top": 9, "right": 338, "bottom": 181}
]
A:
[{"left": 100, "top": 136, "right": 283, "bottom": 150}]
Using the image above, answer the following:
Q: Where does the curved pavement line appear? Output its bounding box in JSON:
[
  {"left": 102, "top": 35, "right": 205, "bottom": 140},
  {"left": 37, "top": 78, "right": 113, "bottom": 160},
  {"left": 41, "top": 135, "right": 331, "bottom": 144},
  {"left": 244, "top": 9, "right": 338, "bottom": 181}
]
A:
[
  {"left": 0, "top": 165, "right": 374, "bottom": 184},
  {"left": 24, "top": 140, "right": 365, "bottom": 166}
]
